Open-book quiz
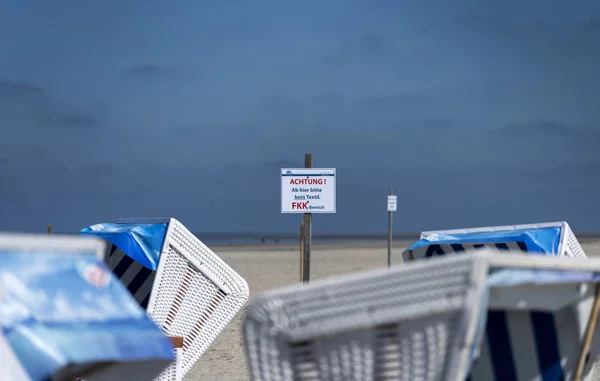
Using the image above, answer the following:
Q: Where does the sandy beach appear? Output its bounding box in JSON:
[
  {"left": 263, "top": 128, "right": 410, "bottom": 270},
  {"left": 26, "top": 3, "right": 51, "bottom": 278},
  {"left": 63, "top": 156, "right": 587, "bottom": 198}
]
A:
[{"left": 186, "top": 239, "right": 600, "bottom": 381}]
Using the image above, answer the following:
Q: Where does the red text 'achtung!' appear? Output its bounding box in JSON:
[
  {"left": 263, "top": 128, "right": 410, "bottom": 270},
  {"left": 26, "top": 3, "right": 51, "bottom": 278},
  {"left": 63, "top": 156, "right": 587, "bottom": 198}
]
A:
[{"left": 289, "top": 178, "right": 326, "bottom": 185}]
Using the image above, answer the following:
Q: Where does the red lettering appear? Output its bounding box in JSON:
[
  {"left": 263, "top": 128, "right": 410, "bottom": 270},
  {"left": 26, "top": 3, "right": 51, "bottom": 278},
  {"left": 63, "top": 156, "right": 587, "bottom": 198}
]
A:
[
  {"left": 291, "top": 202, "right": 309, "bottom": 210},
  {"left": 289, "top": 178, "right": 324, "bottom": 185}
]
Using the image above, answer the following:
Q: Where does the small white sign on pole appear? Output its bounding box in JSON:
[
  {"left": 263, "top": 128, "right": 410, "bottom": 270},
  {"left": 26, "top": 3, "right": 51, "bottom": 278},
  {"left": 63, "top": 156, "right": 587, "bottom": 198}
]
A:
[
  {"left": 281, "top": 168, "right": 336, "bottom": 213},
  {"left": 387, "top": 195, "right": 397, "bottom": 212}
]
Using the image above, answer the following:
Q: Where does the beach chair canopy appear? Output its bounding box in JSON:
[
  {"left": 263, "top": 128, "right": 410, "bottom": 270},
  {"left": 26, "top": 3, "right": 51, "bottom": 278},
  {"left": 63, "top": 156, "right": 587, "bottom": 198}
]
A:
[
  {"left": 0, "top": 233, "right": 174, "bottom": 381},
  {"left": 81, "top": 221, "right": 168, "bottom": 271},
  {"left": 403, "top": 221, "right": 586, "bottom": 262},
  {"left": 81, "top": 218, "right": 249, "bottom": 380}
]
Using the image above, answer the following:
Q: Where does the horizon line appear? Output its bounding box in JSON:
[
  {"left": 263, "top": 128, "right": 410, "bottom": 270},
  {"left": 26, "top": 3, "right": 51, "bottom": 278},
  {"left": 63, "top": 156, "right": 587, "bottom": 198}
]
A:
[{"left": 191, "top": 231, "right": 600, "bottom": 241}]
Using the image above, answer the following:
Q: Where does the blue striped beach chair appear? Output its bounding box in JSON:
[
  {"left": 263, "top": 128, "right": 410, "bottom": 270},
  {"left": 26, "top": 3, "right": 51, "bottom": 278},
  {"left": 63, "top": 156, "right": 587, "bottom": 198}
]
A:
[
  {"left": 402, "top": 222, "right": 599, "bottom": 381},
  {"left": 242, "top": 250, "right": 600, "bottom": 381},
  {"left": 402, "top": 221, "right": 586, "bottom": 262},
  {"left": 81, "top": 218, "right": 249, "bottom": 381}
]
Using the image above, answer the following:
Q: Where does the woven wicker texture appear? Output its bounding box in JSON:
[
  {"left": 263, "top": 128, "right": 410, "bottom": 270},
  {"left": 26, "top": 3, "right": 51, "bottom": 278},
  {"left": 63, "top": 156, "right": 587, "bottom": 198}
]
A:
[
  {"left": 244, "top": 251, "right": 600, "bottom": 381},
  {"left": 149, "top": 219, "right": 249, "bottom": 379},
  {"left": 243, "top": 255, "right": 485, "bottom": 381},
  {"left": 102, "top": 219, "right": 249, "bottom": 381}
]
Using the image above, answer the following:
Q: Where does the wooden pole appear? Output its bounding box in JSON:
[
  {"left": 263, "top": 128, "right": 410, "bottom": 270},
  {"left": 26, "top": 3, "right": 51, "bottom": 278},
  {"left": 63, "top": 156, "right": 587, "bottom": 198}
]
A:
[
  {"left": 302, "top": 153, "right": 313, "bottom": 283},
  {"left": 169, "top": 336, "right": 184, "bottom": 348},
  {"left": 169, "top": 336, "right": 185, "bottom": 381},
  {"left": 574, "top": 284, "right": 600, "bottom": 380},
  {"left": 387, "top": 188, "right": 393, "bottom": 267},
  {"left": 299, "top": 221, "right": 305, "bottom": 282},
  {"left": 47, "top": 224, "right": 52, "bottom": 235}
]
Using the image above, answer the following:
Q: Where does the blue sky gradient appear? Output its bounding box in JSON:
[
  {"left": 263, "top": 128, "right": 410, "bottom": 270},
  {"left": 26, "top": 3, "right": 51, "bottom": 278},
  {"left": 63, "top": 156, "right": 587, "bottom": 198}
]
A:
[{"left": 0, "top": 0, "right": 599, "bottom": 233}]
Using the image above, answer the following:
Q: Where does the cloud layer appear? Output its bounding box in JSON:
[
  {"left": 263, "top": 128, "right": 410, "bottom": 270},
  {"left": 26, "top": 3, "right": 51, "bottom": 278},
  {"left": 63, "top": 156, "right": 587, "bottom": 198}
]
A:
[{"left": 0, "top": 0, "right": 599, "bottom": 233}]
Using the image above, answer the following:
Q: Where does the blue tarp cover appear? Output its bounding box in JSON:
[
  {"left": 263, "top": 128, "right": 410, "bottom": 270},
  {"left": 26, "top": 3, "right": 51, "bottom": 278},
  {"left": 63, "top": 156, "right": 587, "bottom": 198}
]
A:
[
  {"left": 80, "top": 223, "right": 168, "bottom": 271},
  {"left": 406, "top": 227, "right": 562, "bottom": 255},
  {"left": 0, "top": 250, "right": 174, "bottom": 381}
]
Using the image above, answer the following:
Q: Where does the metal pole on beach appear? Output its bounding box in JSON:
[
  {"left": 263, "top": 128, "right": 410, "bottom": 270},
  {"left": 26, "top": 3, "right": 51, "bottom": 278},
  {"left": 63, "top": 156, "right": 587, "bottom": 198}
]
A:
[
  {"left": 387, "top": 189, "right": 397, "bottom": 267},
  {"left": 302, "top": 153, "right": 313, "bottom": 283}
]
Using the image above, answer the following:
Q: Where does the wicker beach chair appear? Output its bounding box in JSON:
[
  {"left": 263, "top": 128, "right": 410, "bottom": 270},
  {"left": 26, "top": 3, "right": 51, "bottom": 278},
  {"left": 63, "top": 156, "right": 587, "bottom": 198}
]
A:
[
  {"left": 81, "top": 218, "right": 249, "bottom": 381},
  {"left": 402, "top": 222, "right": 598, "bottom": 381},
  {"left": 243, "top": 250, "right": 600, "bottom": 381},
  {"left": 243, "top": 252, "right": 488, "bottom": 381},
  {"left": 402, "top": 221, "right": 586, "bottom": 262}
]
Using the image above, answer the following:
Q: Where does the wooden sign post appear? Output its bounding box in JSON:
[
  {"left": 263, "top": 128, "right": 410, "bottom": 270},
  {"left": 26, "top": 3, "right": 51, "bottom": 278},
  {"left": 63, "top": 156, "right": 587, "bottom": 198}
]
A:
[
  {"left": 299, "top": 221, "right": 305, "bottom": 282},
  {"left": 281, "top": 153, "right": 336, "bottom": 283},
  {"left": 302, "top": 153, "right": 313, "bottom": 282}
]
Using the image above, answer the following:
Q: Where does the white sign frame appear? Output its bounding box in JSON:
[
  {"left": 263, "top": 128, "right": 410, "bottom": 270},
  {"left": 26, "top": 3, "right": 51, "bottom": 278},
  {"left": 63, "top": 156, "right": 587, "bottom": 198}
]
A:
[
  {"left": 387, "top": 195, "right": 397, "bottom": 212},
  {"left": 281, "top": 168, "right": 336, "bottom": 214}
]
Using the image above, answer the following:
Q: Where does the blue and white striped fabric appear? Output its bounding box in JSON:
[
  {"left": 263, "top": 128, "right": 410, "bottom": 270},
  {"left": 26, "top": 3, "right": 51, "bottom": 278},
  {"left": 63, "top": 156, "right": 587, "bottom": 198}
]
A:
[
  {"left": 105, "top": 244, "right": 156, "bottom": 309},
  {"left": 468, "top": 308, "right": 579, "bottom": 381},
  {"left": 81, "top": 223, "right": 168, "bottom": 310},
  {"left": 466, "top": 268, "right": 600, "bottom": 381},
  {"left": 402, "top": 227, "right": 562, "bottom": 262}
]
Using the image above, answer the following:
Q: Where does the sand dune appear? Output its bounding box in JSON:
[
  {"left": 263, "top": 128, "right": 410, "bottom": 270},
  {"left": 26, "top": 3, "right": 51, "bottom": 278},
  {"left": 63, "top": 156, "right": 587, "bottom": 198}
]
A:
[{"left": 186, "top": 240, "right": 600, "bottom": 381}]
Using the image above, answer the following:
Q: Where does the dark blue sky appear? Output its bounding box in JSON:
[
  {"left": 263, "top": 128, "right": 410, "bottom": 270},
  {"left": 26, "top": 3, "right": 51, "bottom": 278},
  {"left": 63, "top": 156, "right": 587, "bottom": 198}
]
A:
[{"left": 1, "top": 0, "right": 599, "bottom": 234}]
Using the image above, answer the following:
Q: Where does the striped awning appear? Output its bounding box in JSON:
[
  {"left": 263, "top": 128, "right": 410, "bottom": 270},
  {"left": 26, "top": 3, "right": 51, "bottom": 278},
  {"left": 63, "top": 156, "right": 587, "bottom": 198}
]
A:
[{"left": 403, "top": 227, "right": 562, "bottom": 261}]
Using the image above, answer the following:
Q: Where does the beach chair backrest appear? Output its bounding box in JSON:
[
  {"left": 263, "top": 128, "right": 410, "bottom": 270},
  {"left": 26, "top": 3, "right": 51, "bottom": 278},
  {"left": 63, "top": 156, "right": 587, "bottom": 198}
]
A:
[
  {"left": 149, "top": 218, "right": 249, "bottom": 378},
  {"left": 243, "top": 254, "right": 489, "bottom": 381},
  {"left": 404, "top": 221, "right": 586, "bottom": 262},
  {"left": 244, "top": 251, "right": 600, "bottom": 381},
  {"left": 82, "top": 218, "right": 249, "bottom": 380}
]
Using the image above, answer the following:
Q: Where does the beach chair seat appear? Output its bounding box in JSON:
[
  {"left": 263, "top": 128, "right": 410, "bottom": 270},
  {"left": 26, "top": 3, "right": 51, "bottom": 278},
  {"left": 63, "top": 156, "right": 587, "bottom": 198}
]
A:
[
  {"left": 243, "top": 250, "right": 600, "bottom": 381},
  {"left": 81, "top": 218, "right": 249, "bottom": 381}
]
